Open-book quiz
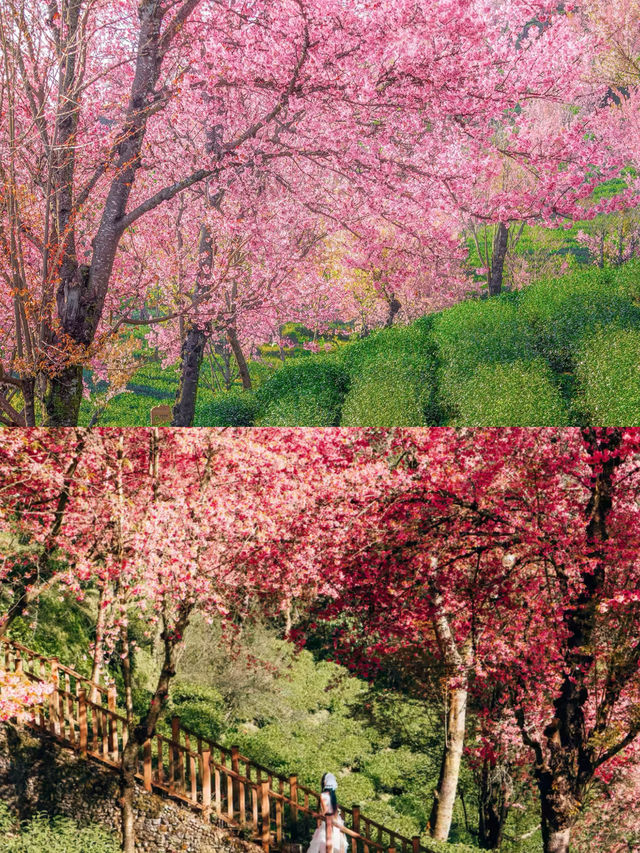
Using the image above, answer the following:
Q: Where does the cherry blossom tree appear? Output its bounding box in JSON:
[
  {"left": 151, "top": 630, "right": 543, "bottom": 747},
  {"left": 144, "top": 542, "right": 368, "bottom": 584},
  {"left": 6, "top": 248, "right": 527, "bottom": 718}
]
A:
[
  {"left": 2, "top": 0, "right": 633, "bottom": 426},
  {"left": 247, "top": 428, "right": 640, "bottom": 853}
]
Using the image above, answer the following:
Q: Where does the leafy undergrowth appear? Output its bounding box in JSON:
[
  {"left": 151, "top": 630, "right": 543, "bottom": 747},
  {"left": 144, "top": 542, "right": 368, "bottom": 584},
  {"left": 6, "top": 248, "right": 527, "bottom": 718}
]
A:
[
  {"left": 0, "top": 804, "right": 119, "bottom": 853},
  {"left": 84, "top": 261, "right": 640, "bottom": 426}
]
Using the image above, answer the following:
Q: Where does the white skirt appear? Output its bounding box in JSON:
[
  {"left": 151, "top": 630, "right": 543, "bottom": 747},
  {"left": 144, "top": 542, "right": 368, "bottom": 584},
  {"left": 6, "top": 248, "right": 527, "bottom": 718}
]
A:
[{"left": 307, "top": 818, "right": 348, "bottom": 853}]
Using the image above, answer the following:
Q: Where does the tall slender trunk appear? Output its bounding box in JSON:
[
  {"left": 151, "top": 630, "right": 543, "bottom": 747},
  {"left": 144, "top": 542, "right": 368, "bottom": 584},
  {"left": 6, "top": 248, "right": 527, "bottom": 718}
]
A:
[
  {"left": 173, "top": 223, "right": 213, "bottom": 426},
  {"left": 488, "top": 222, "right": 508, "bottom": 296},
  {"left": 89, "top": 584, "right": 109, "bottom": 702},
  {"left": 429, "top": 680, "right": 468, "bottom": 840},
  {"left": 22, "top": 377, "right": 36, "bottom": 426},
  {"left": 227, "top": 325, "right": 252, "bottom": 390},
  {"left": 427, "top": 579, "right": 471, "bottom": 842},
  {"left": 119, "top": 625, "right": 137, "bottom": 853},
  {"left": 118, "top": 609, "right": 191, "bottom": 852},
  {"left": 172, "top": 326, "right": 207, "bottom": 426}
]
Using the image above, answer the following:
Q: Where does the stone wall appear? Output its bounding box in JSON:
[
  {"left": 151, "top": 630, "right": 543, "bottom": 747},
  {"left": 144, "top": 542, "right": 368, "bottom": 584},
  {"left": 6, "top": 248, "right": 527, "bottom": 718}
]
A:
[{"left": 0, "top": 723, "right": 261, "bottom": 853}]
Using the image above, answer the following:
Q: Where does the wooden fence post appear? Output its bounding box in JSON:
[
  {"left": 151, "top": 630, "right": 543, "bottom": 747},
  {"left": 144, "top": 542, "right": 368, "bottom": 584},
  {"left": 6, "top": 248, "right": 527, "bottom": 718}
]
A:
[
  {"left": 412, "top": 837, "right": 420, "bottom": 853},
  {"left": 143, "top": 740, "right": 152, "bottom": 792},
  {"left": 260, "top": 779, "right": 271, "bottom": 853},
  {"left": 289, "top": 774, "right": 298, "bottom": 839},
  {"left": 352, "top": 805, "right": 360, "bottom": 835},
  {"left": 49, "top": 659, "right": 60, "bottom": 736},
  {"left": 202, "top": 750, "right": 212, "bottom": 821},
  {"left": 78, "top": 689, "right": 88, "bottom": 756},
  {"left": 231, "top": 745, "right": 240, "bottom": 774},
  {"left": 352, "top": 804, "right": 361, "bottom": 853}
]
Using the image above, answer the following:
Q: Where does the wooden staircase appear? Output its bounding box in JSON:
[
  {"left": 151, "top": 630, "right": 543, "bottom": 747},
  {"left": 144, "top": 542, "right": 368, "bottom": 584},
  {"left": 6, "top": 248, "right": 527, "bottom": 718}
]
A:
[{"left": 1, "top": 638, "right": 433, "bottom": 853}]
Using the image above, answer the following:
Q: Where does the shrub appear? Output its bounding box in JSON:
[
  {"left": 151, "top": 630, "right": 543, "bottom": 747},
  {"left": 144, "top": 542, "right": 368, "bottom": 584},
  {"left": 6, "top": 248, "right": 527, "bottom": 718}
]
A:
[
  {"left": 576, "top": 327, "right": 640, "bottom": 425},
  {"left": 0, "top": 805, "right": 119, "bottom": 853},
  {"left": 339, "top": 321, "right": 438, "bottom": 426},
  {"left": 255, "top": 358, "right": 349, "bottom": 426},
  {"left": 447, "top": 359, "right": 569, "bottom": 426},
  {"left": 614, "top": 257, "right": 640, "bottom": 305},
  {"left": 195, "top": 390, "right": 257, "bottom": 426},
  {"left": 431, "top": 294, "right": 532, "bottom": 379},
  {"left": 340, "top": 369, "right": 427, "bottom": 426},
  {"left": 164, "top": 681, "right": 226, "bottom": 741},
  {"left": 517, "top": 268, "right": 640, "bottom": 372}
]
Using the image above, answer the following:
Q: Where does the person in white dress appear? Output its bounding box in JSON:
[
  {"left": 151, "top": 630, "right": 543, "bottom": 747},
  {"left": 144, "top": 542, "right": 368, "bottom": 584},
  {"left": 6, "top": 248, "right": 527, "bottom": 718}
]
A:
[{"left": 307, "top": 773, "right": 348, "bottom": 853}]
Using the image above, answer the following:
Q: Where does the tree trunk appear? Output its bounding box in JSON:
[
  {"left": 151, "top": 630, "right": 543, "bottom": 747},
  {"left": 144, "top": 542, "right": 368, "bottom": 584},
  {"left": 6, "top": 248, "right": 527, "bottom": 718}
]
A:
[
  {"left": 119, "top": 757, "right": 137, "bottom": 853},
  {"left": 172, "top": 326, "right": 207, "bottom": 426},
  {"left": 172, "top": 223, "right": 214, "bottom": 426},
  {"left": 44, "top": 1, "right": 206, "bottom": 426},
  {"left": 488, "top": 222, "right": 509, "bottom": 296},
  {"left": 542, "top": 826, "right": 571, "bottom": 853},
  {"left": 384, "top": 296, "right": 401, "bottom": 328},
  {"left": 22, "top": 377, "right": 36, "bottom": 426},
  {"left": 89, "top": 593, "right": 107, "bottom": 703},
  {"left": 227, "top": 326, "right": 252, "bottom": 390},
  {"left": 118, "top": 621, "right": 137, "bottom": 853},
  {"left": 43, "top": 361, "right": 84, "bottom": 426},
  {"left": 478, "top": 757, "right": 508, "bottom": 849},
  {"left": 429, "top": 682, "right": 468, "bottom": 840},
  {"left": 517, "top": 430, "right": 625, "bottom": 853}
]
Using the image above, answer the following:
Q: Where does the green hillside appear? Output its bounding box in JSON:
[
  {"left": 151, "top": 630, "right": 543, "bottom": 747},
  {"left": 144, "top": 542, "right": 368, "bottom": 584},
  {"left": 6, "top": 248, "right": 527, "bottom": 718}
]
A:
[{"left": 86, "top": 261, "right": 640, "bottom": 427}]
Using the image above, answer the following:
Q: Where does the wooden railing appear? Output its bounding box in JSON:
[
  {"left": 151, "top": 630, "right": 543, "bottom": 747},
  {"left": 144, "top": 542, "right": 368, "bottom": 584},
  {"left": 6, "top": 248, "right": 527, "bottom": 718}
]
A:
[{"left": 0, "top": 638, "right": 433, "bottom": 853}]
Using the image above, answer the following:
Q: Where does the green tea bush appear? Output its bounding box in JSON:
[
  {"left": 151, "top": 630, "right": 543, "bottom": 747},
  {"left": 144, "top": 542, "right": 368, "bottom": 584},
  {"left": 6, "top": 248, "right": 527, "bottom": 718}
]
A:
[
  {"left": 0, "top": 805, "right": 119, "bottom": 853},
  {"left": 81, "top": 392, "right": 159, "bottom": 426},
  {"left": 195, "top": 390, "right": 257, "bottom": 426},
  {"left": 339, "top": 321, "right": 438, "bottom": 426},
  {"left": 363, "top": 748, "right": 434, "bottom": 793},
  {"left": 255, "top": 358, "right": 349, "bottom": 426},
  {"left": 431, "top": 294, "right": 532, "bottom": 378},
  {"left": 517, "top": 268, "right": 640, "bottom": 372},
  {"left": 614, "top": 257, "right": 640, "bottom": 305},
  {"left": 448, "top": 359, "right": 569, "bottom": 426},
  {"left": 340, "top": 369, "right": 427, "bottom": 426},
  {"left": 576, "top": 327, "right": 640, "bottom": 425}
]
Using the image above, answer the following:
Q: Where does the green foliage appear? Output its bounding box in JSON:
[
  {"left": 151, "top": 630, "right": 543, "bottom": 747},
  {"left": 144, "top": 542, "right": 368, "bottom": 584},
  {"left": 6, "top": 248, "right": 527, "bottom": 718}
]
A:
[
  {"left": 164, "top": 681, "right": 226, "bottom": 740},
  {"left": 431, "top": 294, "right": 531, "bottom": 378},
  {"left": 339, "top": 322, "right": 438, "bottom": 426},
  {"left": 576, "top": 327, "right": 640, "bottom": 425},
  {"left": 340, "top": 369, "right": 426, "bottom": 426},
  {"left": 517, "top": 268, "right": 640, "bottom": 372},
  {"left": 255, "top": 357, "right": 350, "bottom": 426},
  {"left": 0, "top": 805, "right": 119, "bottom": 853},
  {"left": 363, "top": 749, "right": 434, "bottom": 794},
  {"left": 615, "top": 258, "right": 640, "bottom": 305},
  {"left": 8, "top": 591, "right": 96, "bottom": 676},
  {"left": 448, "top": 360, "right": 569, "bottom": 426},
  {"left": 79, "top": 392, "right": 160, "bottom": 426},
  {"left": 195, "top": 390, "right": 257, "bottom": 426}
]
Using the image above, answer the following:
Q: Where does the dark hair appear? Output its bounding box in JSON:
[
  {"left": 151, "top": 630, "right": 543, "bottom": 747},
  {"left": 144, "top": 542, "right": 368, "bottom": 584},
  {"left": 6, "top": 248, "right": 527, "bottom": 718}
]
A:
[{"left": 321, "top": 776, "right": 338, "bottom": 814}]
